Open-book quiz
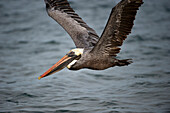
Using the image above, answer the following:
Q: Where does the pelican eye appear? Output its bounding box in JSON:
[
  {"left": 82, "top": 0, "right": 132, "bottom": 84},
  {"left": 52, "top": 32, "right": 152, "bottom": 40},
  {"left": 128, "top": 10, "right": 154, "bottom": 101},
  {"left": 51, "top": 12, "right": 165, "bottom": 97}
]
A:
[{"left": 67, "top": 51, "right": 76, "bottom": 57}]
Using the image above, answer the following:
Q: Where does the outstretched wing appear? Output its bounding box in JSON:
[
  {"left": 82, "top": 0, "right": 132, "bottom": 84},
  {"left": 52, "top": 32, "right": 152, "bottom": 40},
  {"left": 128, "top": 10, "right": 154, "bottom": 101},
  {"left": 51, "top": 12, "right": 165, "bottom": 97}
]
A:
[
  {"left": 44, "top": 0, "right": 99, "bottom": 48},
  {"left": 91, "top": 0, "right": 143, "bottom": 56}
]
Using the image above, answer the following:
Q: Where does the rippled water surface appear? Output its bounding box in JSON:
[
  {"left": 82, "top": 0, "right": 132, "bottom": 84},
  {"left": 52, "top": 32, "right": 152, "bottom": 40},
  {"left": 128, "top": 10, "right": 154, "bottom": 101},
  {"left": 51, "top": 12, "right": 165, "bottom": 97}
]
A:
[{"left": 0, "top": 0, "right": 170, "bottom": 112}]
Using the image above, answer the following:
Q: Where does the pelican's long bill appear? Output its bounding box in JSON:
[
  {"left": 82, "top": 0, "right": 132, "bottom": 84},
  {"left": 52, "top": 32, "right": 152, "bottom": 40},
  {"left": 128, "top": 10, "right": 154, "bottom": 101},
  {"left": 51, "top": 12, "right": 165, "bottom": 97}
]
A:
[{"left": 38, "top": 53, "right": 78, "bottom": 79}]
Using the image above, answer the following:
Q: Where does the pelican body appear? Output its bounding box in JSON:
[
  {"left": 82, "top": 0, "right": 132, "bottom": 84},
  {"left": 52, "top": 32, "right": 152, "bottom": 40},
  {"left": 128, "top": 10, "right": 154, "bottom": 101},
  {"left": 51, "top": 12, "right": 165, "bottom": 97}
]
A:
[{"left": 39, "top": 0, "right": 143, "bottom": 79}]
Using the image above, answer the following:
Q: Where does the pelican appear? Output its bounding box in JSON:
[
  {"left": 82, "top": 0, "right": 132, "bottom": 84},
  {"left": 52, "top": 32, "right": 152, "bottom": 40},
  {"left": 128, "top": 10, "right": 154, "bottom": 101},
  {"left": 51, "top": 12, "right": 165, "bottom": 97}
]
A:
[{"left": 38, "top": 0, "right": 143, "bottom": 79}]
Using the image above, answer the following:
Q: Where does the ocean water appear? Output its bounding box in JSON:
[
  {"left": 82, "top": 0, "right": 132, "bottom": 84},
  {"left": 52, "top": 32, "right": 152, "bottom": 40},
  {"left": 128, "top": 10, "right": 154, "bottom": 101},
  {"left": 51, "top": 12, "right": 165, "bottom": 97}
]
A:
[{"left": 0, "top": 0, "right": 170, "bottom": 113}]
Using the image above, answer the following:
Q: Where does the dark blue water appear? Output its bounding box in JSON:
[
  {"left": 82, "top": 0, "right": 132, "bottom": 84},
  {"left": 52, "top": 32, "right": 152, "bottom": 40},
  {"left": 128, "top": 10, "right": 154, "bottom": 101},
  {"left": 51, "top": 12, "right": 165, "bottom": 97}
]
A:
[{"left": 0, "top": 0, "right": 170, "bottom": 112}]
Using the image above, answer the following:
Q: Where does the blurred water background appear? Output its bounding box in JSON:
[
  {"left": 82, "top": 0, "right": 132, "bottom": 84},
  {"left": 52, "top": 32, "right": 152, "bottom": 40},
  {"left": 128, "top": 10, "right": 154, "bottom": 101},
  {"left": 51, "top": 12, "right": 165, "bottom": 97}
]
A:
[{"left": 0, "top": 0, "right": 170, "bottom": 112}]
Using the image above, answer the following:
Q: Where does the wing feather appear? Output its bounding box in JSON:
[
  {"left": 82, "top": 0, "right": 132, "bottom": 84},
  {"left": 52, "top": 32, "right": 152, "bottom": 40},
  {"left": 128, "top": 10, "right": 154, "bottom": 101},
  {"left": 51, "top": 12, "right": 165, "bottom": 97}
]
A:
[
  {"left": 44, "top": 0, "right": 99, "bottom": 48},
  {"left": 91, "top": 0, "right": 143, "bottom": 56}
]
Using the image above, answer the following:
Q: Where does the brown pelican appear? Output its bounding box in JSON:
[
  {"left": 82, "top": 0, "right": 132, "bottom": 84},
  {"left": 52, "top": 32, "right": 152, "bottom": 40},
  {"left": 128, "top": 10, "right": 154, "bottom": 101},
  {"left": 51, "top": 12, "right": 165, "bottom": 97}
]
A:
[{"left": 38, "top": 0, "right": 143, "bottom": 79}]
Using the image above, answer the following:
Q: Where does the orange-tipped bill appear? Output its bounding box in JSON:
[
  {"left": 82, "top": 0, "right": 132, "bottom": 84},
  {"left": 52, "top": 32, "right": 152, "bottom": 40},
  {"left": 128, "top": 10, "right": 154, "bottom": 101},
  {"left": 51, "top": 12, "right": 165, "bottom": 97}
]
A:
[{"left": 38, "top": 54, "right": 77, "bottom": 79}]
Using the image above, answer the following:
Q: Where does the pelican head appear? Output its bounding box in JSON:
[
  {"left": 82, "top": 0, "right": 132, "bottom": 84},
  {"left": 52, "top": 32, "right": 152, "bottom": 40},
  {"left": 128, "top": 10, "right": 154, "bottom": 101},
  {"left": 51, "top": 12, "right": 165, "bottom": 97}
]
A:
[{"left": 38, "top": 48, "right": 84, "bottom": 79}]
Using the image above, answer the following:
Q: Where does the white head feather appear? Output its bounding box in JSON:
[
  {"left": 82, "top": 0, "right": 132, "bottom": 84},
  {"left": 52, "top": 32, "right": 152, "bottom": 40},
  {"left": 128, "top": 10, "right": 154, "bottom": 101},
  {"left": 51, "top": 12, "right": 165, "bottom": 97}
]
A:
[{"left": 67, "top": 48, "right": 84, "bottom": 69}]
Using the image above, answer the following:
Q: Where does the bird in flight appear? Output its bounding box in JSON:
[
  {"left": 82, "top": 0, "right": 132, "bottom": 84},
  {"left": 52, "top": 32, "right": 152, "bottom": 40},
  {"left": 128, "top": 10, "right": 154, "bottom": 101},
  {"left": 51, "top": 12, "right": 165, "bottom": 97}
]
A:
[{"left": 38, "top": 0, "right": 143, "bottom": 79}]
